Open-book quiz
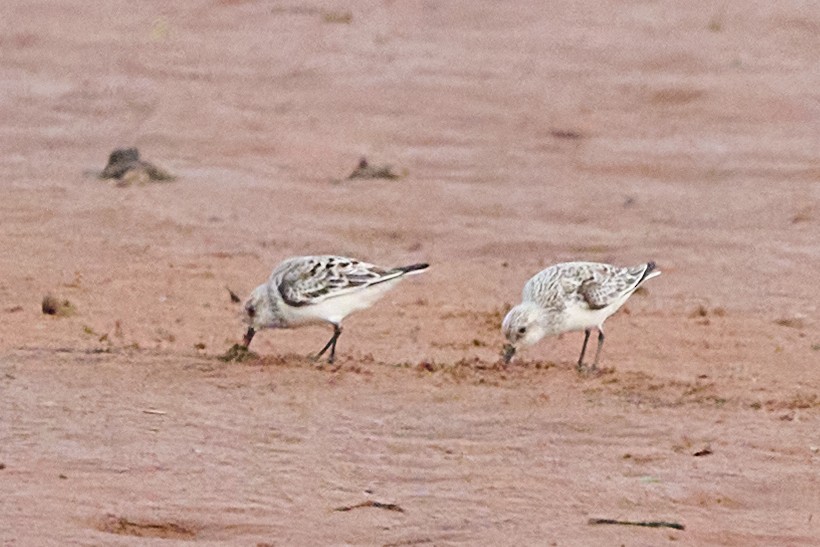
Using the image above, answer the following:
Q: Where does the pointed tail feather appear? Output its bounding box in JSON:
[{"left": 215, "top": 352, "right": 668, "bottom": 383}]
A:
[
  {"left": 637, "top": 261, "right": 660, "bottom": 285},
  {"left": 394, "top": 263, "right": 429, "bottom": 275},
  {"left": 366, "top": 263, "right": 429, "bottom": 287}
]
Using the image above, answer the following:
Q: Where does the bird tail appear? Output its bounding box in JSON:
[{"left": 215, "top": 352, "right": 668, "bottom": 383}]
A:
[
  {"left": 367, "top": 263, "right": 429, "bottom": 287},
  {"left": 394, "top": 263, "right": 429, "bottom": 276},
  {"left": 637, "top": 261, "right": 661, "bottom": 284}
]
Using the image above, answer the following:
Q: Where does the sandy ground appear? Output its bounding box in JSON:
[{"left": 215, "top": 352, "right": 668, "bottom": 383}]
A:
[{"left": 1, "top": 0, "right": 818, "bottom": 545}]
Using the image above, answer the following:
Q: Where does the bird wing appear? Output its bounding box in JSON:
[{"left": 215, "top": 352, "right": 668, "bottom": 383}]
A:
[
  {"left": 578, "top": 263, "right": 648, "bottom": 310},
  {"left": 522, "top": 268, "right": 561, "bottom": 310},
  {"left": 274, "top": 256, "right": 400, "bottom": 307}
]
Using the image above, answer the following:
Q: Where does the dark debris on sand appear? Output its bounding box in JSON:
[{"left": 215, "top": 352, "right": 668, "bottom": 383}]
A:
[
  {"left": 218, "top": 344, "right": 259, "bottom": 363},
  {"left": 98, "top": 148, "right": 175, "bottom": 185},
  {"left": 41, "top": 294, "right": 75, "bottom": 317},
  {"left": 347, "top": 157, "right": 402, "bottom": 180}
]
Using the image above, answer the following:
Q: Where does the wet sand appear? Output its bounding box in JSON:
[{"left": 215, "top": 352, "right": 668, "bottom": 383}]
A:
[{"left": 1, "top": 1, "right": 818, "bottom": 544}]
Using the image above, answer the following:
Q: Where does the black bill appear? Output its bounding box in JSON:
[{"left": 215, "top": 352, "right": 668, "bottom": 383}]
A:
[{"left": 502, "top": 343, "right": 516, "bottom": 364}]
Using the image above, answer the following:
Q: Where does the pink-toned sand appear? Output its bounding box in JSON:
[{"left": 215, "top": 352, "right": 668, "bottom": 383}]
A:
[{"left": 1, "top": 1, "right": 818, "bottom": 545}]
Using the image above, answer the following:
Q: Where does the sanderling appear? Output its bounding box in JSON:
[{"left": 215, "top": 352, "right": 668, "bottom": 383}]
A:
[
  {"left": 241, "top": 255, "right": 429, "bottom": 363},
  {"left": 502, "top": 261, "right": 660, "bottom": 370}
]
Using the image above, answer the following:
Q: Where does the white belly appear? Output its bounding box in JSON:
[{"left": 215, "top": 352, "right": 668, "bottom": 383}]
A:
[
  {"left": 561, "top": 293, "right": 631, "bottom": 333},
  {"left": 281, "top": 279, "right": 401, "bottom": 326}
]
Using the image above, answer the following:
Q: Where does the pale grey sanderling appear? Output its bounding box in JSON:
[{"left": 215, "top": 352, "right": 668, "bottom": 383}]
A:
[
  {"left": 241, "top": 255, "right": 429, "bottom": 363},
  {"left": 502, "top": 261, "right": 660, "bottom": 370}
]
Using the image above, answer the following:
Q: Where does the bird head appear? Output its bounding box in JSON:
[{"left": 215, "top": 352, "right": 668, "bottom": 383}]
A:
[
  {"left": 242, "top": 284, "right": 282, "bottom": 331},
  {"left": 501, "top": 302, "right": 549, "bottom": 363}
]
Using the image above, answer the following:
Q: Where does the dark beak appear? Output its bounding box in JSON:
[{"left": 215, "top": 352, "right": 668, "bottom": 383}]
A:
[
  {"left": 242, "top": 327, "right": 255, "bottom": 348},
  {"left": 502, "top": 344, "right": 516, "bottom": 364}
]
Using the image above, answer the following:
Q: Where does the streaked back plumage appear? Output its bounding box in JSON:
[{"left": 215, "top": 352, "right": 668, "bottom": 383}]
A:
[{"left": 522, "top": 261, "right": 657, "bottom": 314}]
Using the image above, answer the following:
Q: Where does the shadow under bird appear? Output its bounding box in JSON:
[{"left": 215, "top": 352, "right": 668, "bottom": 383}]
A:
[
  {"left": 502, "top": 261, "right": 660, "bottom": 371},
  {"left": 241, "top": 255, "right": 429, "bottom": 363}
]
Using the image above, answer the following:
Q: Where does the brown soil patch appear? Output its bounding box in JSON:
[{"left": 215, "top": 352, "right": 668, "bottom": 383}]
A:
[{"left": 97, "top": 514, "right": 196, "bottom": 539}]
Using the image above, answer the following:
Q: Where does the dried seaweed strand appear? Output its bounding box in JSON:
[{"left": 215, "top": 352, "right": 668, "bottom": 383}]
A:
[
  {"left": 588, "top": 518, "right": 684, "bottom": 530},
  {"left": 334, "top": 500, "right": 405, "bottom": 513}
]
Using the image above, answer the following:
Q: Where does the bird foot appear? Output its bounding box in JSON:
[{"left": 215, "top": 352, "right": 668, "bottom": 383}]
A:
[
  {"left": 308, "top": 353, "right": 334, "bottom": 367},
  {"left": 576, "top": 362, "right": 599, "bottom": 375},
  {"left": 576, "top": 363, "right": 613, "bottom": 377}
]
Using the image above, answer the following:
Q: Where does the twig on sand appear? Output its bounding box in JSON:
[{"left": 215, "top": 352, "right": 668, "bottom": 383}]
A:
[
  {"left": 140, "top": 409, "right": 167, "bottom": 415},
  {"left": 588, "top": 518, "right": 684, "bottom": 530},
  {"left": 226, "top": 287, "right": 241, "bottom": 303},
  {"left": 334, "top": 500, "right": 405, "bottom": 513}
]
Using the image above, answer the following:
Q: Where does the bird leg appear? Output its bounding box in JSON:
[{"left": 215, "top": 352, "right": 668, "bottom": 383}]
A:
[
  {"left": 576, "top": 328, "right": 592, "bottom": 371},
  {"left": 314, "top": 324, "right": 342, "bottom": 364},
  {"left": 591, "top": 329, "right": 605, "bottom": 371},
  {"left": 242, "top": 327, "right": 256, "bottom": 348}
]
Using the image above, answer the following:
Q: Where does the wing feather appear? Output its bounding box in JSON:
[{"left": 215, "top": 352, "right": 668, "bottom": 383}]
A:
[
  {"left": 274, "top": 256, "right": 400, "bottom": 307},
  {"left": 523, "top": 262, "right": 651, "bottom": 311},
  {"left": 579, "top": 263, "right": 648, "bottom": 309}
]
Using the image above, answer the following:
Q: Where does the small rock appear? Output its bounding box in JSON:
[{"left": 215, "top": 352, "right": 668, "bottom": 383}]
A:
[
  {"left": 116, "top": 167, "right": 152, "bottom": 187},
  {"left": 693, "top": 446, "right": 713, "bottom": 457},
  {"left": 347, "top": 157, "right": 402, "bottom": 180},
  {"left": 42, "top": 295, "right": 75, "bottom": 317},
  {"left": 99, "top": 147, "right": 175, "bottom": 184},
  {"left": 774, "top": 316, "right": 807, "bottom": 329}
]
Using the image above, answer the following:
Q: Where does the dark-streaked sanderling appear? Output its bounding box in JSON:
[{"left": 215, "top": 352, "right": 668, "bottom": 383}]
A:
[
  {"left": 502, "top": 261, "right": 660, "bottom": 370},
  {"left": 241, "top": 255, "right": 429, "bottom": 363}
]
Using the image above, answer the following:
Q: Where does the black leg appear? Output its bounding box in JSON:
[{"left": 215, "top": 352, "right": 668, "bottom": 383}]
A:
[
  {"left": 328, "top": 325, "right": 340, "bottom": 364},
  {"left": 314, "top": 324, "right": 342, "bottom": 364},
  {"left": 577, "top": 328, "right": 592, "bottom": 371},
  {"left": 592, "top": 329, "right": 605, "bottom": 370},
  {"left": 242, "top": 327, "right": 255, "bottom": 348}
]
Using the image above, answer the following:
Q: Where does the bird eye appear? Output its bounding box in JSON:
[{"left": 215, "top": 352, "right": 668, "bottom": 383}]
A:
[
  {"left": 246, "top": 305, "right": 255, "bottom": 318},
  {"left": 518, "top": 327, "right": 526, "bottom": 334}
]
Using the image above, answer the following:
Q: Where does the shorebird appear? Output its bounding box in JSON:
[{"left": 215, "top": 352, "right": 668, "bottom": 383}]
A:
[
  {"left": 502, "top": 261, "right": 660, "bottom": 370},
  {"left": 241, "top": 255, "right": 428, "bottom": 363}
]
